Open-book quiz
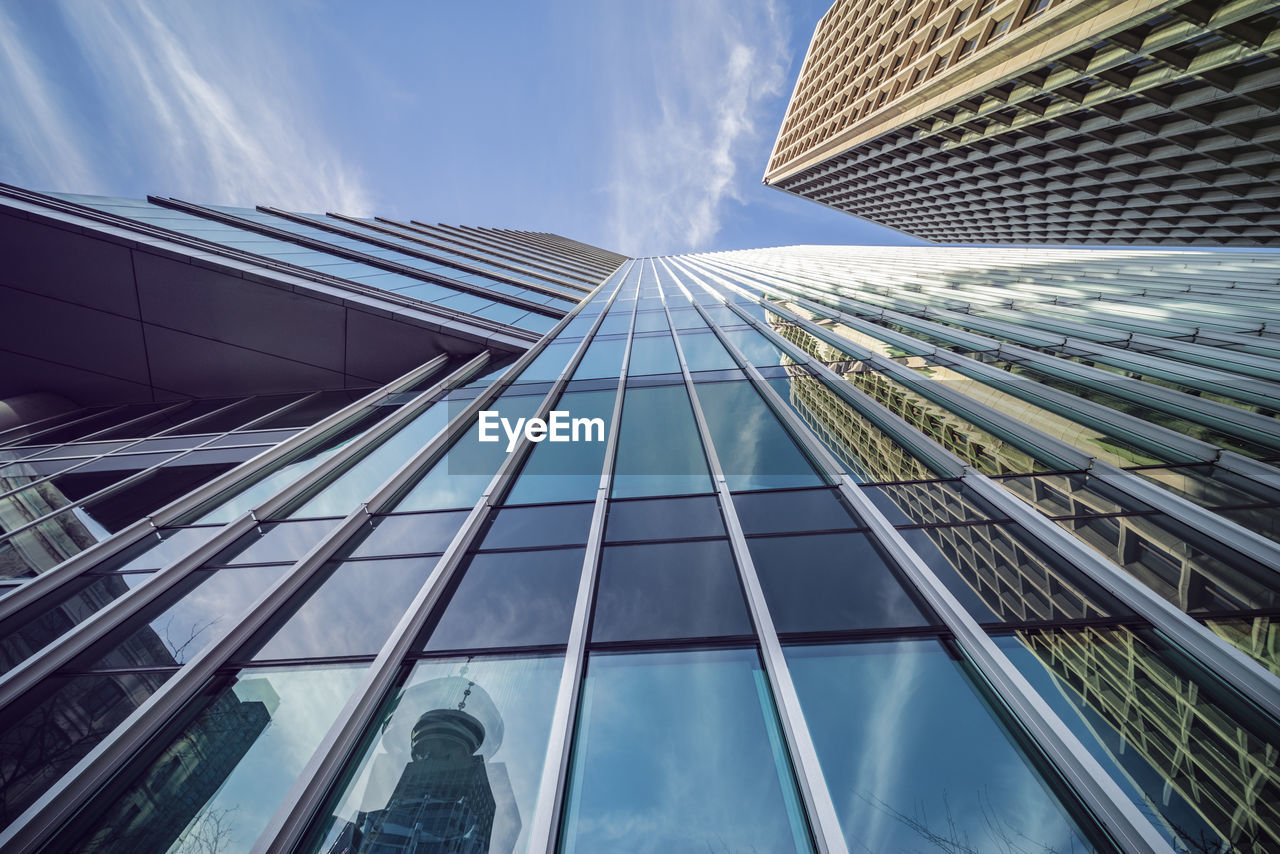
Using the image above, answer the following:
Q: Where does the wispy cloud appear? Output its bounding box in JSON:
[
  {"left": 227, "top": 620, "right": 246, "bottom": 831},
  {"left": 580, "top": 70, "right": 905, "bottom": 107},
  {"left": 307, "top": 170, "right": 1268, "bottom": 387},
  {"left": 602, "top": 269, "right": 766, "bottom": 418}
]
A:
[
  {"left": 0, "top": 6, "right": 101, "bottom": 194},
  {"left": 604, "top": 0, "right": 790, "bottom": 256},
  {"left": 0, "top": 1, "right": 372, "bottom": 214}
]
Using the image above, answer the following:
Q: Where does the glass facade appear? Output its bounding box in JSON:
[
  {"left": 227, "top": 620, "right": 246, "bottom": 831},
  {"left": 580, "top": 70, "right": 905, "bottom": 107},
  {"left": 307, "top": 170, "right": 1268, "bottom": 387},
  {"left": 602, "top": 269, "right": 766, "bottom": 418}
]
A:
[{"left": 1, "top": 188, "right": 1278, "bottom": 854}]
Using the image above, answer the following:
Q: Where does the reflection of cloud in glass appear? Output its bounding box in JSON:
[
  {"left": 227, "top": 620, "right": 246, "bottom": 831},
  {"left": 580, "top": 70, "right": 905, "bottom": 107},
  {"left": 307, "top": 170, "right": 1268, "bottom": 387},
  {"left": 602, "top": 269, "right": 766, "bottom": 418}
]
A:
[
  {"left": 785, "top": 641, "right": 1089, "bottom": 854},
  {"left": 561, "top": 649, "right": 811, "bottom": 854}
]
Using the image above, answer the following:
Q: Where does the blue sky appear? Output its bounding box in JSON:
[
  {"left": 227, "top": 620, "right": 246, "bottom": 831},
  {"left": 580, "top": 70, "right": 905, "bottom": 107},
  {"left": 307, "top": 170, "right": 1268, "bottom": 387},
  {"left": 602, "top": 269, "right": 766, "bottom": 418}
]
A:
[{"left": 0, "top": 0, "right": 920, "bottom": 256}]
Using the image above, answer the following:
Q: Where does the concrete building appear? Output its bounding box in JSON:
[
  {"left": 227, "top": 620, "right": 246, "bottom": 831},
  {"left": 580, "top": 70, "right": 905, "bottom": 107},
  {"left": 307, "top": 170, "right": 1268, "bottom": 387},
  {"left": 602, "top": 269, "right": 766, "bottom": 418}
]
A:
[{"left": 765, "top": 0, "right": 1280, "bottom": 244}]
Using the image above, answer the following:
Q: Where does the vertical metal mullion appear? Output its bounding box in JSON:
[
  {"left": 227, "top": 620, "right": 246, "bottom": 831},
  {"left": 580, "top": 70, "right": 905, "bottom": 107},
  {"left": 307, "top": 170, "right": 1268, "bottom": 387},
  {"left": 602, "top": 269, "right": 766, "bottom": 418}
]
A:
[
  {"left": 523, "top": 257, "right": 642, "bottom": 854},
  {"left": 0, "top": 354, "right": 483, "bottom": 714},
  {"left": 668, "top": 257, "right": 1174, "bottom": 854},
  {"left": 654, "top": 258, "right": 850, "bottom": 854},
  {"left": 248, "top": 260, "right": 636, "bottom": 854},
  {"left": 0, "top": 355, "right": 451, "bottom": 622}
]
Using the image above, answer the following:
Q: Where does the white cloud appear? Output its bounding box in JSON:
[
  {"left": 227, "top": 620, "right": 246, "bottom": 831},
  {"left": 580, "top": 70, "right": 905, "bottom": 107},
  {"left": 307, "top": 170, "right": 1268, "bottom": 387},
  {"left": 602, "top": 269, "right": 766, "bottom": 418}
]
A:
[
  {"left": 605, "top": 0, "right": 790, "bottom": 256},
  {"left": 1, "top": 1, "right": 372, "bottom": 214}
]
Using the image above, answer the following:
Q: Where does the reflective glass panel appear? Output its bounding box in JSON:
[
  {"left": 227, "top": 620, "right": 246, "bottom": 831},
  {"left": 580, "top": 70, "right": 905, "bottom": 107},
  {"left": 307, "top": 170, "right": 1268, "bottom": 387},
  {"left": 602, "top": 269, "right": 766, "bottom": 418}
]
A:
[
  {"left": 289, "top": 400, "right": 450, "bottom": 518},
  {"left": 559, "top": 648, "right": 813, "bottom": 854},
  {"left": 746, "top": 532, "right": 931, "bottom": 633},
  {"left": 503, "top": 389, "right": 615, "bottom": 505},
  {"left": 479, "top": 503, "right": 594, "bottom": 550},
  {"left": 592, "top": 540, "right": 750, "bottom": 642},
  {"left": 53, "top": 664, "right": 366, "bottom": 854},
  {"left": 674, "top": 329, "right": 738, "bottom": 372},
  {"left": 306, "top": 654, "right": 563, "bottom": 854},
  {"left": 785, "top": 640, "right": 1099, "bottom": 853},
  {"left": 396, "top": 394, "right": 543, "bottom": 512},
  {"left": 423, "top": 548, "right": 584, "bottom": 651},
  {"left": 604, "top": 495, "right": 723, "bottom": 542},
  {"left": 208, "top": 518, "right": 342, "bottom": 566},
  {"left": 694, "top": 381, "right": 823, "bottom": 491},
  {"left": 862, "top": 479, "right": 1004, "bottom": 527},
  {"left": 611, "top": 384, "right": 712, "bottom": 498},
  {"left": 0, "top": 670, "right": 172, "bottom": 830},
  {"left": 572, "top": 336, "right": 628, "bottom": 381},
  {"left": 897, "top": 523, "right": 1129, "bottom": 624},
  {"left": 626, "top": 332, "right": 680, "bottom": 377},
  {"left": 732, "top": 488, "right": 860, "bottom": 535},
  {"left": 73, "top": 564, "right": 288, "bottom": 669},
  {"left": 249, "top": 557, "right": 437, "bottom": 660},
  {"left": 344, "top": 510, "right": 470, "bottom": 558},
  {"left": 998, "top": 626, "right": 1280, "bottom": 852}
]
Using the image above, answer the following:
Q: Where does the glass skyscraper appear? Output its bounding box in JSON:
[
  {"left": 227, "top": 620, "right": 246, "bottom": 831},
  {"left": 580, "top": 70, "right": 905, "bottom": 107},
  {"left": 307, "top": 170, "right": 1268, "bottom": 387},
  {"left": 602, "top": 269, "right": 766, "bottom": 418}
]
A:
[{"left": 1, "top": 182, "right": 1279, "bottom": 854}]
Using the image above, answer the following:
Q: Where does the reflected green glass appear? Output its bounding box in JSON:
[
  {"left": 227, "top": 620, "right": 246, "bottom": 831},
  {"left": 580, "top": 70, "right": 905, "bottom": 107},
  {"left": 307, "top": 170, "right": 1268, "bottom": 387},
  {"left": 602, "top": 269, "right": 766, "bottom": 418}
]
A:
[
  {"left": 694, "top": 381, "right": 823, "bottom": 491},
  {"left": 306, "top": 654, "right": 563, "bottom": 854},
  {"left": 559, "top": 648, "right": 813, "bottom": 854},
  {"left": 505, "top": 389, "right": 615, "bottom": 504},
  {"left": 611, "top": 384, "right": 712, "bottom": 498},
  {"left": 289, "top": 400, "right": 450, "bottom": 518},
  {"left": 786, "top": 640, "right": 1100, "bottom": 854},
  {"left": 54, "top": 664, "right": 366, "bottom": 854},
  {"left": 395, "top": 395, "right": 542, "bottom": 512}
]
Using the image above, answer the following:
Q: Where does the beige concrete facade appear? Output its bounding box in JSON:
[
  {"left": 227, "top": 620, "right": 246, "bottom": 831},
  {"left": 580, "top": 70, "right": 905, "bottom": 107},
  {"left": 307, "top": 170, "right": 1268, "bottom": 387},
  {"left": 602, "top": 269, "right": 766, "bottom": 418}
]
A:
[{"left": 766, "top": 0, "right": 1280, "bottom": 244}]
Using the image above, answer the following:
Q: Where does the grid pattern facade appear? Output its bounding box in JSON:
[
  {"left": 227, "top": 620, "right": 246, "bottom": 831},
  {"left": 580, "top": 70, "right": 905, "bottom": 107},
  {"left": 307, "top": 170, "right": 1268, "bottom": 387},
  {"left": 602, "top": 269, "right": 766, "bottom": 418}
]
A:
[
  {"left": 766, "top": 0, "right": 1280, "bottom": 244},
  {"left": 1, "top": 194, "right": 1279, "bottom": 854}
]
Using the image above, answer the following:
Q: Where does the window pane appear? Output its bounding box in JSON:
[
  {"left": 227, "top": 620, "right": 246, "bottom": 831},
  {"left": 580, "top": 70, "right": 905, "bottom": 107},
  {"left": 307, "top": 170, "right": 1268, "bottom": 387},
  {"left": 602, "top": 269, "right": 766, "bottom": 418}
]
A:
[
  {"left": 288, "top": 400, "right": 450, "bottom": 518},
  {"left": 732, "top": 488, "right": 861, "bottom": 535},
  {"left": 344, "top": 510, "right": 471, "bottom": 558},
  {"left": 746, "top": 532, "right": 931, "bottom": 633},
  {"left": 611, "top": 384, "right": 712, "bottom": 498},
  {"left": 52, "top": 664, "right": 366, "bottom": 854},
  {"left": 862, "top": 480, "right": 1004, "bottom": 527},
  {"left": 248, "top": 557, "right": 437, "bottom": 660},
  {"left": 604, "top": 495, "right": 723, "bottom": 542},
  {"left": 572, "top": 335, "right": 627, "bottom": 381},
  {"left": 675, "top": 329, "right": 738, "bottom": 372},
  {"left": 627, "top": 332, "right": 680, "bottom": 377},
  {"left": 479, "top": 503, "right": 594, "bottom": 550},
  {"left": 721, "top": 326, "right": 791, "bottom": 368},
  {"left": 395, "top": 395, "right": 543, "bottom": 512},
  {"left": 559, "top": 648, "right": 813, "bottom": 854},
  {"left": 503, "top": 389, "right": 615, "bottom": 505},
  {"left": 694, "top": 381, "right": 823, "bottom": 491},
  {"left": 208, "top": 519, "right": 341, "bottom": 566},
  {"left": 592, "top": 540, "right": 751, "bottom": 643},
  {"left": 306, "top": 654, "right": 563, "bottom": 854},
  {"left": 423, "top": 549, "right": 584, "bottom": 651},
  {"left": 785, "top": 640, "right": 1099, "bottom": 854}
]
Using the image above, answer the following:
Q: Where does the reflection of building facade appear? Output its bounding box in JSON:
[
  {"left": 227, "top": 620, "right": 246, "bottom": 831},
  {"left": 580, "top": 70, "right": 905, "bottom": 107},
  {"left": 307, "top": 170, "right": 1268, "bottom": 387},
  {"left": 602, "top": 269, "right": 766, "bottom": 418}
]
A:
[{"left": 773, "top": 320, "right": 1280, "bottom": 852}]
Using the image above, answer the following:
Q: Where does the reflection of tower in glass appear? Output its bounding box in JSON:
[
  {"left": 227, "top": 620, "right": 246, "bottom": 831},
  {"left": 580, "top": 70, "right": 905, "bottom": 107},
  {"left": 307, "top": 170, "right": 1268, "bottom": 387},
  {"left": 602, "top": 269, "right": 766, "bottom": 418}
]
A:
[{"left": 330, "top": 676, "right": 519, "bottom": 854}]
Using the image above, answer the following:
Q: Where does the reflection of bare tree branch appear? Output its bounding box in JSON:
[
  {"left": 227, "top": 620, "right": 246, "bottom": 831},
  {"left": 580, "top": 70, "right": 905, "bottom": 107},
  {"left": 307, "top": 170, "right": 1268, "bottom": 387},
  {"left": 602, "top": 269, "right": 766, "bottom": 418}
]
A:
[
  {"left": 852, "top": 789, "right": 1084, "bottom": 854},
  {"left": 172, "top": 805, "right": 240, "bottom": 854},
  {"left": 157, "top": 614, "right": 222, "bottom": 664}
]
